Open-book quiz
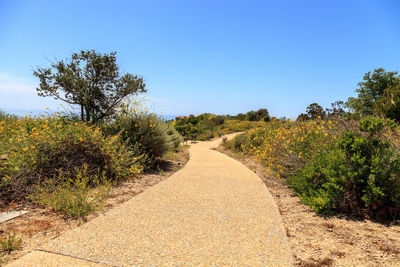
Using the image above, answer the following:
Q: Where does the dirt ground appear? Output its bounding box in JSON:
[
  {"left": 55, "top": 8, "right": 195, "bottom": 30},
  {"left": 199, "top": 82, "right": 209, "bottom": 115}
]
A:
[
  {"left": 0, "top": 148, "right": 189, "bottom": 265},
  {"left": 216, "top": 146, "right": 400, "bottom": 267}
]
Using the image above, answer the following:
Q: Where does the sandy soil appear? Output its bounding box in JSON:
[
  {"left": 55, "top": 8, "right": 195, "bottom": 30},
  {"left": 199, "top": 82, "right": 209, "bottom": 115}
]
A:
[
  {"left": 0, "top": 148, "right": 189, "bottom": 265},
  {"left": 216, "top": 146, "right": 400, "bottom": 267}
]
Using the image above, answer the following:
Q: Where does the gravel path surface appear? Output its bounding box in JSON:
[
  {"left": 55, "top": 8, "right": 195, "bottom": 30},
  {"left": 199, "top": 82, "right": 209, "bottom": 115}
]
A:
[{"left": 8, "top": 134, "right": 292, "bottom": 266}]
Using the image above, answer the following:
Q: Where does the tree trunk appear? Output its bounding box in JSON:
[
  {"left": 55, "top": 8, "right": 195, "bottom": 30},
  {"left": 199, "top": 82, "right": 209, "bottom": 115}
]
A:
[
  {"left": 85, "top": 106, "right": 90, "bottom": 122},
  {"left": 81, "top": 104, "right": 84, "bottom": 121}
]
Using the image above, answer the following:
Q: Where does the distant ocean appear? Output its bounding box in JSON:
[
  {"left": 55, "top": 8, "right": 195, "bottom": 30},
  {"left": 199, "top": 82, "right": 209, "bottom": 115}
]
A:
[
  {"left": 4, "top": 108, "right": 77, "bottom": 117},
  {"left": 3, "top": 108, "right": 179, "bottom": 121},
  {"left": 160, "top": 114, "right": 179, "bottom": 121}
]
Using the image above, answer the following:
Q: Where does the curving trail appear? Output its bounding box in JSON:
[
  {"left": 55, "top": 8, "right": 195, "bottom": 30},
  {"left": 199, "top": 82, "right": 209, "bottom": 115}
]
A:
[{"left": 8, "top": 134, "right": 292, "bottom": 266}]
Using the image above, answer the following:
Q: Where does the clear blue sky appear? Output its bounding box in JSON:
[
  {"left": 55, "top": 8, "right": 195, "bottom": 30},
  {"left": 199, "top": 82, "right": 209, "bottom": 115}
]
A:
[{"left": 1, "top": 0, "right": 399, "bottom": 118}]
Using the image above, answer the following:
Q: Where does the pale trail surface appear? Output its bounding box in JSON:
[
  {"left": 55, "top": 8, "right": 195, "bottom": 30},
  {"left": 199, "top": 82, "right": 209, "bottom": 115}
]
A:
[{"left": 8, "top": 134, "right": 292, "bottom": 266}]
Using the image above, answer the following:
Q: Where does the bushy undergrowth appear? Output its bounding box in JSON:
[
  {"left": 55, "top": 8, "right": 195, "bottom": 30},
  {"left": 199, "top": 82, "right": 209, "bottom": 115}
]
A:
[
  {"left": 291, "top": 117, "right": 400, "bottom": 218},
  {"left": 104, "top": 113, "right": 181, "bottom": 169},
  {"left": 0, "top": 102, "right": 182, "bottom": 218},
  {"left": 174, "top": 114, "right": 264, "bottom": 141},
  {"left": 235, "top": 118, "right": 337, "bottom": 177},
  {"left": 0, "top": 111, "right": 143, "bottom": 209},
  {"left": 29, "top": 166, "right": 110, "bottom": 218},
  {"left": 0, "top": 113, "right": 141, "bottom": 203},
  {"left": 226, "top": 116, "right": 400, "bottom": 220},
  {"left": 0, "top": 233, "right": 22, "bottom": 255}
]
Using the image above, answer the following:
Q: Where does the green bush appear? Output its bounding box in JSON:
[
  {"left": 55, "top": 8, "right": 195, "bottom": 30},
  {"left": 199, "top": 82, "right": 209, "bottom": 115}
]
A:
[
  {"left": 289, "top": 116, "right": 400, "bottom": 219},
  {"left": 199, "top": 115, "right": 225, "bottom": 129},
  {"left": 174, "top": 113, "right": 265, "bottom": 141},
  {"left": 0, "top": 233, "right": 22, "bottom": 255},
  {"left": 221, "top": 133, "right": 248, "bottom": 152},
  {"left": 233, "top": 134, "right": 247, "bottom": 152},
  {"left": 30, "top": 167, "right": 110, "bottom": 218},
  {"left": 288, "top": 148, "right": 347, "bottom": 213},
  {"left": 0, "top": 114, "right": 141, "bottom": 202},
  {"left": 105, "top": 113, "right": 182, "bottom": 168}
]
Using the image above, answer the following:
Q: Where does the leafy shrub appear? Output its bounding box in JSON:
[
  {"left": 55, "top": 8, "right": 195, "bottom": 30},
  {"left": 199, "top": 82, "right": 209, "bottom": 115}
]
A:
[
  {"left": 200, "top": 115, "right": 225, "bottom": 129},
  {"left": 232, "top": 134, "right": 247, "bottom": 152},
  {"left": 0, "top": 114, "right": 141, "bottom": 203},
  {"left": 245, "top": 108, "right": 270, "bottom": 121},
  {"left": 239, "top": 119, "right": 336, "bottom": 177},
  {"left": 174, "top": 113, "right": 265, "bottom": 141},
  {"left": 223, "top": 133, "right": 247, "bottom": 152},
  {"left": 30, "top": 167, "right": 110, "bottom": 218},
  {"left": 0, "top": 234, "right": 22, "bottom": 255},
  {"left": 346, "top": 68, "right": 400, "bottom": 118},
  {"left": 289, "top": 148, "right": 347, "bottom": 213},
  {"left": 105, "top": 113, "right": 182, "bottom": 168},
  {"left": 225, "top": 115, "right": 400, "bottom": 220},
  {"left": 222, "top": 120, "right": 264, "bottom": 133},
  {"left": 198, "top": 131, "right": 214, "bottom": 141},
  {"left": 289, "top": 116, "right": 400, "bottom": 219}
]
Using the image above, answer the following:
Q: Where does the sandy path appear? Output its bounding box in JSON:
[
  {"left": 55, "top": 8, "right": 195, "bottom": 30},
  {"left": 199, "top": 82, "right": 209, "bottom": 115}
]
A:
[{"left": 8, "top": 134, "right": 292, "bottom": 266}]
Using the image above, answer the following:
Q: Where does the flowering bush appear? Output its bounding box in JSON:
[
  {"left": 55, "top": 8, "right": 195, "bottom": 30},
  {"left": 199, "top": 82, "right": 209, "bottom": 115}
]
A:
[
  {"left": 290, "top": 117, "right": 400, "bottom": 218},
  {"left": 226, "top": 116, "right": 400, "bottom": 220},
  {"left": 29, "top": 166, "right": 111, "bottom": 218},
  {"left": 0, "top": 113, "right": 142, "bottom": 203},
  {"left": 237, "top": 118, "right": 337, "bottom": 177}
]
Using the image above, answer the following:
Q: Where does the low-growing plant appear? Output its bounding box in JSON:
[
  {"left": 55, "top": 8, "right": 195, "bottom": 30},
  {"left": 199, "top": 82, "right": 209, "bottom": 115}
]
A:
[
  {"left": 289, "top": 116, "right": 400, "bottom": 219},
  {"left": 288, "top": 148, "right": 347, "bottom": 213},
  {"left": 0, "top": 113, "right": 141, "bottom": 203},
  {"left": 225, "top": 115, "right": 400, "bottom": 220},
  {"left": 238, "top": 119, "right": 336, "bottom": 177},
  {"left": 105, "top": 113, "right": 182, "bottom": 168},
  {"left": 222, "top": 133, "right": 247, "bottom": 152},
  {"left": 0, "top": 234, "right": 22, "bottom": 255},
  {"left": 30, "top": 166, "right": 111, "bottom": 218}
]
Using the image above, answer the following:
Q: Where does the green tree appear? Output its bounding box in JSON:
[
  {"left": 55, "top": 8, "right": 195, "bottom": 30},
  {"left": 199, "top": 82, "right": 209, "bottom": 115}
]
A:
[
  {"left": 234, "top": 113, "right": 246, "bottom": 121},
  {"left": 306, "top": 103, "right": 325, "bottom": 119},
  {"left": 246, "top": 111, "right": 257, "bottom": 121},
  {"left": 257, "top": 108, "right": 270, "bottom": 122},
  {"left": 346, "top": 68, "right": 400, "bottom": 116},
  {"left": 33, "top": 50, "right": 146, "bottom": 122},
  {"left": 296, "top": 113, "right": 309, "bottom": 121},
  {"left": 326, "top": 100, "right": 346, "bottom": 117},
  {"left": 246, "top": 108, "right": 270, "bottom": 121},
  {"left": 375, "top": 84, "right": 400, "bottom": 121}
]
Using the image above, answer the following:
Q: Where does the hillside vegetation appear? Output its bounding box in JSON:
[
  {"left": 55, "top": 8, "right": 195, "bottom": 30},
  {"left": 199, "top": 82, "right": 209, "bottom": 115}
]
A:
[
  {"left": 0, "top": 50, "right": 185, "bottom": 221},
  {"left": 223, "top": 68, "right": 400, "bottom": 221},
  {"left": 173, "top": 109, "right": 270, "bottom": 141},
  {"left": 0, "top": 108, "right": 181, "bottom": 218}
]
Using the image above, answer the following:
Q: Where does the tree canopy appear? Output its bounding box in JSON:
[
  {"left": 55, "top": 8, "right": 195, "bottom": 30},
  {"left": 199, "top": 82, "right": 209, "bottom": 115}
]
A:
[
  {"left": 33, "top": 50, "right": 146, "bottom": 122},
  {"left": 326, "top": 100, "right": 346, "bottom": 117},
  {"left": 246, "top": 108, "right": 270, "bottom": 122},
  {"left": 375, "top": 83, "right": 400, "bottom": 121},
  {"left": 346, "top": 68, "right": 400, "bottom": 116},
  {"left": 306, "top": 103, "right": 325, "bottom": 119}
]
